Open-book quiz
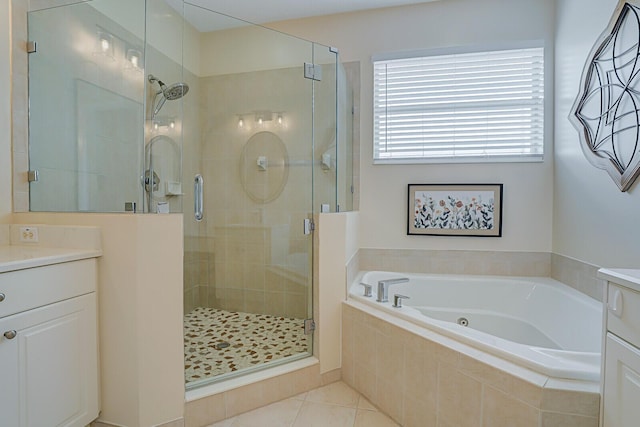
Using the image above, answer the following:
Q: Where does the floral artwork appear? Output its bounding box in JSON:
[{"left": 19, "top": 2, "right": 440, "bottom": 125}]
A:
[{"left": 407, "top": 184, "right": 503, "bottom": 237}]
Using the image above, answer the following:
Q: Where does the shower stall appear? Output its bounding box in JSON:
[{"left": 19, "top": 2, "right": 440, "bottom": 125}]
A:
[{"left": 25, "top": 0, "right": 353, "bottom": 391}]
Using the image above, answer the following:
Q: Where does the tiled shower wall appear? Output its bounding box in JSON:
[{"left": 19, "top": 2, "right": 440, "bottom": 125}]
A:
[{"left": 184, "top": 63, "right": 340, "bottom": 318}]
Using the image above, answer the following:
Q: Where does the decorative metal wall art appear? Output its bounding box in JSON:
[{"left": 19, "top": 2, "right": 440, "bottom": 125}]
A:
[{"left": 570, "top": 0, "right": 640, "bottom": 191}]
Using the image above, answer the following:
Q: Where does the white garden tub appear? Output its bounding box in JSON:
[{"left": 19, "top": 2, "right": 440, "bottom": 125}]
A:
[{"left": 350, "top": 271, "right": 602, "bottom": 381}]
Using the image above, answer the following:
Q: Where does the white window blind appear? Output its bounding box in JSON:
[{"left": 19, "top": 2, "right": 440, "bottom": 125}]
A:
[{"left": 373, "top": 47, "right": 544, "bottom": 163}]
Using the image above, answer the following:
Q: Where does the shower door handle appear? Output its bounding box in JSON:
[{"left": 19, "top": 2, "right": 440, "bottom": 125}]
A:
[{"left": 194, "top": 174, "right": 204, "bottom": 222}]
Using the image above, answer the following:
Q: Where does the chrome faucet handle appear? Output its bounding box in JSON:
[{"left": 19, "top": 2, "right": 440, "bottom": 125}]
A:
[
  {"left": 393, "top": 294, "right": 410, "bottom": 308},
  {"left": 359, "top": 282, "right": 373, "bottom": 297}
]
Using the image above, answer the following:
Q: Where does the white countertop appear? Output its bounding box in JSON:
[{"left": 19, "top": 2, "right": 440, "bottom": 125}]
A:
[
  {"left": 598, "top": 268, "right": 640, "bottom": 293},
  {"left": 0, "top": 246, "right": 103, "bottom": 273}
]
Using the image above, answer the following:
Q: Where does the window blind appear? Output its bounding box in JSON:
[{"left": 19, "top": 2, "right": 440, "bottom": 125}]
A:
[{"left": 373, "top": 47, "right": 544, "bottom": 163}]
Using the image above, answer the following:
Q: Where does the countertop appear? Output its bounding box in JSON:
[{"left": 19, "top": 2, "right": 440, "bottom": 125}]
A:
[
  {"left": 598, "top": 268, "right": 640, "bottom": 293},
  {"left": 0, "top": 245, "right": 103, "bottom": 274}
]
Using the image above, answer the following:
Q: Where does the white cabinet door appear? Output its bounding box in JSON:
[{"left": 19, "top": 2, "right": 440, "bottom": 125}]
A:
[
  {"left": 0, "top": 293, "right": 98, "bottom": 427},
  {"left": 603, "top": 333, "right": 640, "bottom": 427}
]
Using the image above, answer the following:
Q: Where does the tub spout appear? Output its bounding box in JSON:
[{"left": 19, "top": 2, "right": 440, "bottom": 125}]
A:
[{"left": 377, "top": 278, "right": 409, "bottom": 303}]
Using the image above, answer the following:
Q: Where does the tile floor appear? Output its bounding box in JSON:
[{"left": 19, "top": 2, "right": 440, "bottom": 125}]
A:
[
  {"left": 184, "top": 307, "right": 310, "bottom": 383},
  {"left": 208, "top": 381, "right": 399, "bottom": 427}
]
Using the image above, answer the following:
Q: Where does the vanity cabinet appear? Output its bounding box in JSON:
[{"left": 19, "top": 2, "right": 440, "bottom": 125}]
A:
[
  {"left": 0, "top": 257, "right": 99, "bottom": 427},
  {"left": 599, "top": 269, "right": 640, "bottom": 427}
]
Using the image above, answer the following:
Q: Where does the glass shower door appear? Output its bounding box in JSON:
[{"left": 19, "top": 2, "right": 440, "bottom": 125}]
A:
[{"left": 181, "top": 3, "right": 317, "bottom": 388}]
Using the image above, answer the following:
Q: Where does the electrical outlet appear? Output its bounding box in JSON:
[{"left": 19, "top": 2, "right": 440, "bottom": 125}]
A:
[{"left": 19, "top": 226, "right": 39, "bottom": 243}]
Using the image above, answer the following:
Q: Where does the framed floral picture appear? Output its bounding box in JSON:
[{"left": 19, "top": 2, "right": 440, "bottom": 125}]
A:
[{"left": 408, "top": 184, "right": 503, "bottom": 237}]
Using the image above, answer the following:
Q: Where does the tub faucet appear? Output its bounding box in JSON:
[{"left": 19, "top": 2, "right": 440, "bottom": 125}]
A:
[{"left": 377, "top": 278, "right": 409, "bottom": 303}]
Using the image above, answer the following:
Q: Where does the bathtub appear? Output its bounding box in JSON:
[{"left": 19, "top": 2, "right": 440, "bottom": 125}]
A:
[{"left": 349, "top": 271, "right": 602, "bottom": 381}]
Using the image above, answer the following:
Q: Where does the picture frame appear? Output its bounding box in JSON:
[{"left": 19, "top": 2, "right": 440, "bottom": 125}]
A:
[{"left": 408, "top": 184, "right": 503, "bottom": 237}]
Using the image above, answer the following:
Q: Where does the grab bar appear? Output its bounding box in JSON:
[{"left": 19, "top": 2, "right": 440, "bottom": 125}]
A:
[{"left": 194, "top": 174, "right": 203, "bottom": 221}]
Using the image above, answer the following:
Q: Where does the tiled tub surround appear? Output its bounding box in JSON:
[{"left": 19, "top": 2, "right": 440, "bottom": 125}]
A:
[
  {"left": 184, "top": 307, "right": 310, "bottom": 384},
  {"left": 349, "top": 249, "right": 604, "bottom": 302},
  {"left": 342, "top": 302, "right": 600, "bottom": 427},
  {"left": 551, "top": 253, "right": 603, "bottom": 302},
  {"left": 353, "top": 271, "right": 601, "bottom": 381}
]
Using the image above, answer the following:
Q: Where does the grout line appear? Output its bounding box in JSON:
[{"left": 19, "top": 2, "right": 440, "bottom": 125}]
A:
[{"left": 290, "top": 398, "right": 305, "bottom": 427}]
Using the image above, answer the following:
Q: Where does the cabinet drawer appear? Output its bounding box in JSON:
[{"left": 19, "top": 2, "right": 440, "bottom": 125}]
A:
[
  {"left": 607, "top": 282, "right": 640, "bottom": 345},
  {"left": 0, "top": 259, "right": 97, "bottom": 318}
]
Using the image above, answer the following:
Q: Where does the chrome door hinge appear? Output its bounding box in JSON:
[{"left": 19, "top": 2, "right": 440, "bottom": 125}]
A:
[
  {"left": 304, "top": 63, "right": 322, "bottom": 81},
  {"left": 26, "top": 41, "right": 37, "bottom": 53},
  {"left": 304, "top": 319, "right": 316, "bottom": 335},
  {"left": 27, "top": 170, "right": 39, "bottom": 182},
  {"left": 303, "top": 218, "right": 315, "bottom": 235}
]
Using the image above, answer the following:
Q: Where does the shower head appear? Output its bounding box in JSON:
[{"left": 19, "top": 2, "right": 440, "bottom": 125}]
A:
[
  {"left": 148, "top": 74, "right": 190, "bottom": 117},
  {"left": 163, "top": 82, "right": 189, "bottom": 100}
]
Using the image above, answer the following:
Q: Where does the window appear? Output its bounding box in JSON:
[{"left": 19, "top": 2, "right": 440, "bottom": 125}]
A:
[{"left": 373, "top": 46, "right": 544, "bottom": 164}]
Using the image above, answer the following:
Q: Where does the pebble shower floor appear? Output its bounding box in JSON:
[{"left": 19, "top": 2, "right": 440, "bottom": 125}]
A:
[{"left": 183, "top": 307, "right": 311, "bottom": 383}]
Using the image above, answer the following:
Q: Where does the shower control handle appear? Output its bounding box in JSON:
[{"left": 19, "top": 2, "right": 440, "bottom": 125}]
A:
[{"left": 194, "top": 174, "right": 204, "bottom": 222}]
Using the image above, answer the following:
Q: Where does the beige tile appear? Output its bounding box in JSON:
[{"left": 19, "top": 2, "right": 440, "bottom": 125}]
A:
[
  {"left": 245, "top": 266, "right": 266, "bottom": 291},
  {"left": 403, "top": 394, "right": 437, "bottom": 427},
  {"left": 437, "top": 363, "right": 482, "bottom": 427},
  {"left": 306, "top": 381, "right": 360, "bottom": 408},
  {"left": 292, "top": 391, "right": 308, "bottom": 401},
  {"left": 222, "top": 288, "right": 245, "bottom": 313},
  {"left": 185, "top": 393, "right": 226, "bottom": 427},
  {"left": 283, "top": 292, "right": 308, "bottom": 319},
  {"left": 540, "top": 411, "right": 599, "bottom": 427},
  {"left": 354, "top": 409, "right": 400, "bottom": 427},
  {"left": 321, "top": 368, "right": 342, "bottom": 385},
  {"left": 482, "top": 386, "right": 539, "bottom": 427},
  {"left": 375, "top": 328, "right": 405, "bottom": 385},
  {"left": 403, "top": 334, "right": 438, "bottom": 403},
  {"left": 294, "top": 365, "right": 322, "bottom": 395},
  {"left": 244, "top": 289, "right": 265, "bottom": 313},
  {"left": 342, "top": 354, "right": 355, "bottom": 389},
  {"left": 375, "top": 377, "right": 403, "bottom": 425},
  {"left": 458, "top": 354, "right": 542, "bottom": 408},
  {"left": 228, "top": 398, "right": 303, "bottom": 427},
  {"left": 353, "top": 364, "right": 377, "bottom": 404},
  {"left": 260, "top": 374, "right": 297, "bottom": 406},
  {"left": 353, "top": 322, "right": 377, "bottom": 374},
  {"left": 292, "top": 401, "right": 357, "bottom": 427},
  {"left": 224, "top": 382, "right": 266, "bottom": 418},
  {"left": 209, "top": 419, "right": 234, "bottom": 427},
  {"left": 357, "top": 396, "right": 377, "bottom": 411},
  {"left": 265, "top": 291, "right": 285, "bottom": 316},
  {"left": 541, "top": 388, "right": 600, "bottom": 417},
  {"left": 426, "top": 338, "right": 460, "bottom": 366}
]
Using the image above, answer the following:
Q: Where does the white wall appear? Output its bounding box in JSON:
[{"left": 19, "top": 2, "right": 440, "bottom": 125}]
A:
[
  {"left": 269, "top": 0, "right": 556, "bottom": 252},
  {"left": 0, "top": 0, "right": 11, "bottom": 221},
  {"left": 554, "top": 0, "right": 640, "bottom": 268}
]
